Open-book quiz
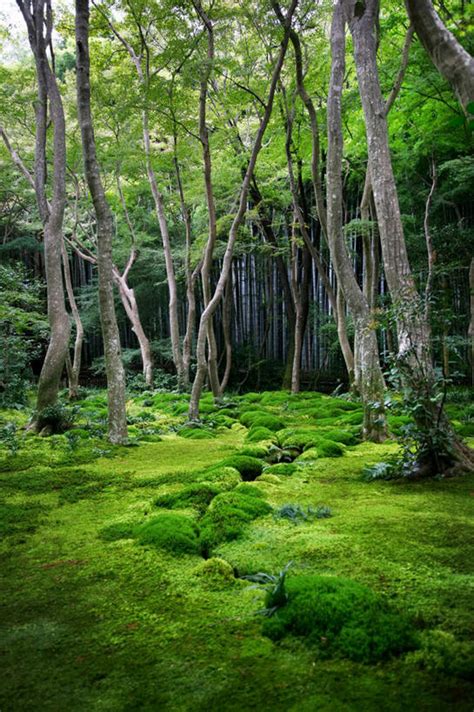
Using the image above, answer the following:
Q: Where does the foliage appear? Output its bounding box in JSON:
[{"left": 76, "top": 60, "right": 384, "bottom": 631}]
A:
[
  {"left": 35, "top": 403, "right": 79, "bottom": 434},
  {"left": 274, "top": 503, "right": 333, "bottom": 524},
  {"left": 243, "top": 562, "right": 292, "bottom": 616}
]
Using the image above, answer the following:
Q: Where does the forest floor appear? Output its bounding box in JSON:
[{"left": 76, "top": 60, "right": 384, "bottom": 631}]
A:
[{"left": 1, "top": 389, "right": 473, "bottom": 711}]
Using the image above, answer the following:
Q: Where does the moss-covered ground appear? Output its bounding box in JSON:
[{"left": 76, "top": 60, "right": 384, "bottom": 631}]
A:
[{"left": 1, "top": 389, "right": 473, "bottom": 711}]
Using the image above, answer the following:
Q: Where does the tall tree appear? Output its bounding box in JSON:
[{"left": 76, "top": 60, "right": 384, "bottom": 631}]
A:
[
  {"left": 345, "top": 0, "right": 474, "bottom": 473},
  {"left": 326, "top": 0, "right": 386, "bottom": 442},
  {"left": 75, "top": 0, "right": 128, "bottom": 443},
  {"left": 16, "top": 0, "right": 71, "bottom": 429}
]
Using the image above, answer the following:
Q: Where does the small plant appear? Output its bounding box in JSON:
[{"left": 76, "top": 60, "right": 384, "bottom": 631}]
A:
[
  {"left": 362, "top": 461, "right": 397, "bottom": 481},
  {"left": 243, "top": 562, "right": 293, "bottom": 616},
  {"left": 0, "top": 422, "right": 21, "bottom": 456},
  {"left": 35, "top": 403, "right": 78, "bottom": 434},
  {"left": 275, "top": 503, "right": 333, "bottom": 524}
]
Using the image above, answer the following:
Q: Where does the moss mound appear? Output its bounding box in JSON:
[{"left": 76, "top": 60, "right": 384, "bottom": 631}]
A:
[
  {"left": 194, "top": 557, "right": 235, "bottom": 587},
  {"left": 154, "top": 484, "right": 221, "bottom": 513},
  {"left": 99, "top": 522, "right": 135, "bottom": 542},
  {"left": 134, "top": 513, "right": 200, "bottom": 554},
  {"left": 262, "top": 575, "right": 416, "bottom": 663},
  {"left": 219, "top": 455, "right": 264, "bottom": 481},
  {"left": 246, "top": 426, "right": 276, "bottom": 443},
  {"left": 238, "top": 445, "right": 269, "bottom": 458},
  {"left": 264, "top": 463, "right": 297, "bottom": 477},
  {"left": 196, "top": 466, "right": 242, "bottom": 491},
  {"left": 321, "top": 429, "right": 359, "bottom": 446},
  {"left": 200, "top": 489, "right": 271, "bottom": 555},
  {"left": 178, "top": 428, "right": 216, "bottom": 440}
]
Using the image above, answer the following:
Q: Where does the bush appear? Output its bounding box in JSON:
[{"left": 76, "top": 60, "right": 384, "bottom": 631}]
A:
[
  {"left": 199, "top": 489, "right": 271, "bottom": 555},
  {"left": 134, "top": 513, "right": 200, "bottom": 554},
  {"left": 261, "top": 575, "right": 416, "bottom": 663},
  {"left": 219, "top": 455, "right": 264, "bottom": 481},
  {"left": 154, "top": 484, "right": 221, "bottom": 513}
]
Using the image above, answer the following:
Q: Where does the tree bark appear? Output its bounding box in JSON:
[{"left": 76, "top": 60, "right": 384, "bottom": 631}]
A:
[
  {"left": 405, "top": 0, "right": 474, "bottom": 111},
  {"left": 16, "top": 0, "right": 71, "bottom": 426},
  {"left": 75, "top": 0, "right": 128, "bottom": 444},
  {"left": 61, "top": 242, "right": 83, "bottom": 399},
  {"left": 327, "top": 0, "right": 386, "bottom": 442},
  {"left": 189, "top": 0, "right": 299, "bottom": 419},
  {"left": 347, "top": 0, "right": 474, "bottom": 473}
]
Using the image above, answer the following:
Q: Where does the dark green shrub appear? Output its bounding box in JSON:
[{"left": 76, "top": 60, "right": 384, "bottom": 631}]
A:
[
  {"left": 199, "top": 489, "right": 271, "bottom": 555},
  {"left": 264, "top": 463, "right": 297, "bottom": 476},
  {"left": 134, "top": 513, "right": 200, "bottom": 554},
  {"left": 261, "top": 575, "right": 416, "bottom": 663},
  {"left": 154, "top": 484, "right": 221, "bottom": 513},
  {"left": 246, "top": 426, "right": 275, "bottom": 443},
  {"left": 219, "top": 455, "right": 264, "bottom": 481}
]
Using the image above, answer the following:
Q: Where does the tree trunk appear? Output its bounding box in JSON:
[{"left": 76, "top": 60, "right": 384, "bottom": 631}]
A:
[
  {"left": 405, "top": 0, "right": 474, "bottom": 111},
  {"left": 347, "top": 0, "right": 474, "bottom": 473},
  {"left": 469, "top": 258, "right": 474, "bottom": 386},
  {"left": 16, "top": 0, "right": 71, "bottom": 427},
  {"left": 189, "top": 0, "right": 299, "bottom": 419},
  {"left": 75, "top": 0, "right": 128, "bottom": 444},
  {"left": 327, "top": 0, "right": 386, "bottom": 442},
  {"left": 61, "top": 242, "right": 83, "bottom": 399}
]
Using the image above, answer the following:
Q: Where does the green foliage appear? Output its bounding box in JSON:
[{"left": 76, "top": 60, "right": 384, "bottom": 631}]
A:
[
  {"left": 246, "top": 426, "right": 275, "bottom": 442},
  {"left": 407, "top": 630, "right": 474, "bottom": 680},
  {"left": 261, "top": 575, "right": 416, "bottom": 663},
  {"left": 274, "top": 503, "right": 333, "bottom": 524},
  {"left": 134, "top": 514, "right": 200, "bottom": 555},
  {"left": 35, "top": 403, "right": 78, "bottom": 434},
  {"left": 243, "top": 562, "right": 292, "bottom": 616},
  {"left": 0, "top": 263, "right": 47, "bottom": 407},
  {"left": 0, "top": 422, "right": 21, "bottom": 456},
  {"left": 264, "top": 463, "right": 296, "bottom": 476}
]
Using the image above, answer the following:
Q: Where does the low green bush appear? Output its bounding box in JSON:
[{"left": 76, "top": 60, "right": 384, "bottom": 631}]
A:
[
  {"left": 219, "top": 455, "right": 264, "bottom": 481},
  {"left": 154, "top": 483, "right": 221, "bottom": 513},
  {"left": 261, "top": 575, "right": 416, "bottom": 663},
  {"left": 134, "top": 513, "right": 200, "bottom": 554}
]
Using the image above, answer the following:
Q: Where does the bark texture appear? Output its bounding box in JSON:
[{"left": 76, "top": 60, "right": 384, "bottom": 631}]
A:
[
  {"left": 75, "top": 0, "right": 128, "bottom": 444},
  {"left": 16, "top": 0, "right": 71, "bottom": 425},
  {"left": 405, "top": 0, "right": 474, "bottom": 110},
  {"left": 327, "top": 0, "right": 386, "bottom": 442}
]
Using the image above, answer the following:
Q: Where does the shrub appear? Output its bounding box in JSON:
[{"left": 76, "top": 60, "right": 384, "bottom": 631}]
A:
[
  {"left": 154, "top": 484, "right": 221, "bottom": 513},
  {"left": 199, "top": 489, "right": 271, "bottom": 555},
  {"left": 264, "top": 463, "right": 296, "bottom": 477},
  {"left": 246, "top": 426, "right": 275, "bottom": 443},
  {"left": 261, "top": 575, "right": 416, "bottom": 663},
  {"left": 219, "top": 455, "right": 264, "bottom": 481},
  {"left": 134, "top": 513, "right": 200, "bottom": 554}
]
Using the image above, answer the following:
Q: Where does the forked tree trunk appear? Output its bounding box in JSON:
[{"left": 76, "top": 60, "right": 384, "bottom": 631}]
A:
[
  {"left": 347, "top": 0, "right": 474, "bottom": 473},
  {"left": 189, "top": 0, "right": 299, "bottom": 420},
  {"left": 16, "top": 0, "right": 71, "bottom": 426},
  {"left": 327, "top": 0, "right": 386, "bottom": 442},
  {"left": 405, "top": 0, "right": 474, "bottom": 111},
  {"left": 76, "top": 0, "right": 128, "bottom": 444}
]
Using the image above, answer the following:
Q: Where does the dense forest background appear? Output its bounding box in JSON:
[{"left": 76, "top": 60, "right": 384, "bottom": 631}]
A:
[{"left": 1, "top": 0, "right": 472, "bottom": 400}]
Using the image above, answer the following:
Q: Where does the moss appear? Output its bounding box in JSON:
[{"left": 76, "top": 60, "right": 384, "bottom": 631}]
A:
[
  {"left": 256, "top": 473, "right": 282, "bottom": 485},
  {"left": 277, "top": 429, "right": 345, "bottom": 457},
  {"left": 134, "top": 513, "right": 200, "bottom": 554},
  {"left": 219, "top": 455, "right": 264, "bottom": 481},
  {"left": 178, "top": 428, "right": 216, "bottom": 440},
  {"left": 154, "top": 484, "right": 221, "bottom": 513},
  {"left": 264, "top": 463, "right": 297, "bottom": 476},
  {"left": 246, "top": 426, "right": 276, "bottom": 443},
  {"left": 320, "top": 429, "right": 359, "bottom": 446},
  {"left": 99, "top": 522, "right": 135, "bottom": 542},
  {"left": 238, "top": 444, "right": 269, "bottom": 458},
  {"left": 193, "top": 557, "right": 235, "bottom": 587},
  {"left": 295, "top": 447, "right": 319, "bottom": 462},
  {"left": 262, "top": 575, "right": 416, "bottom": 663},
  {"left": 195, "top": 466, "right": 242, "bottom": 491},
  {"left": 407, "top": 630, "right": 474, "bottom": 680},
  {"left": 199, "top": 489, "right": 271, "bottom": 554}
]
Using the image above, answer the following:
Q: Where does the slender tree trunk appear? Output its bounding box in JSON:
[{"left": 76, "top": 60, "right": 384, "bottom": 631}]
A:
[
  {"left": 189, "top": 0, "right": 299, "bottom": 419},
  {"left": 61, "top": 242, "right": 83, "bottom": 399},
  {"left": 327, "top": 0, "right": 386, "bottom": 442},
  {"left": 114, "top": 273, "right": 153, "bottom": 388},
  {"left": 219, "top": 273, "right": 233, "bottom": 396},
  {"left": 16, "top": 0, "right": 71, "bottom": 427},
  {"left": 347, "top": 0, "right": 473, "bottom": 473},
  {"left": 469, "top": 258, "right": 474, "bottom": 386},
  {"left": 405, "top": 0, "right": 474, "bottom": 110},
  {"left": 75, "top": 0, "right": 128, "bottom": 444}
]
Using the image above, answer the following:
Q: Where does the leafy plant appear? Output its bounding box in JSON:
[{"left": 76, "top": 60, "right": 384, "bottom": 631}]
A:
[{"left": 243, "top": 561, "right": 292, "bottom": 616}]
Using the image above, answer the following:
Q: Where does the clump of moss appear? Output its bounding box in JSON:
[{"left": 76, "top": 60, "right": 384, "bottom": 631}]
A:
[
  {"left": 134, "top": 513, "right": 200, "bottom": 554},
  {"left": 320, "top": 429, "right": 359, "bottom": 446},
  {"left": 264, "top": 463, "right": 297, "bottom": 477},
  {"left": 277, "top": 429, "right": 345, "bottom": 457},
  {"left": 99, "top": 522, "right": 135, "bottom": 542},
  {"left": 196, "top": 466, "right": 242, "bottom": 491},
  {"left": 200, "top": 489, "right": 271, "bottom": 555},
  {"left": 154, "top": 484, "right": 221, "bottom": 513},
  {"left": 238, "top": 444, "right": 269, "bottom": 458},
  {"left": 246, "top": 426, "right": 276, "bottom": 443},
  {"left": 193, "top": 557, "right": 235, "bottom": 587},
  {"left": 407, "top": 630, "right": 474, "bottom": 680},
  {"left": 219, "top": 455, "right": 264, "bottom": 481},
  {"left": 178, "top": 427, "right": 215, "bottom": 440},
  {"left": 262, "top": 575, "right": 416, "bottom": 663}
]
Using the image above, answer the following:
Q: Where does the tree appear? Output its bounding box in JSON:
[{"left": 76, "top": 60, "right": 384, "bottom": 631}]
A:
[
  {"left": 75, "top": 0, "right": 128, "bottom": 443},
  {"left": 15, "top": 0, "right": 71, "bottom": 429}
]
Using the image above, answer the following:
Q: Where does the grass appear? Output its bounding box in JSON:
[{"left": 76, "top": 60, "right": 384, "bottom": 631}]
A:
[{"left": 0, "top": 389, "right": 473, "bottom": 710}]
